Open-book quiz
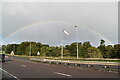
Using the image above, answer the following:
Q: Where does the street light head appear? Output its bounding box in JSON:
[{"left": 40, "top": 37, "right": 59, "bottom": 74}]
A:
[
  {"left": 64, "top": 30, "right": 69, "bottom": 35},
  {"left": 75, "top": 25, "right": 77, "bottom": 27}
]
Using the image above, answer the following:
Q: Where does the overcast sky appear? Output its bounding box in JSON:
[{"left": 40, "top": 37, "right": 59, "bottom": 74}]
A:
[{"left": 1, "top": 2, "right": 118, "bottom": 46}]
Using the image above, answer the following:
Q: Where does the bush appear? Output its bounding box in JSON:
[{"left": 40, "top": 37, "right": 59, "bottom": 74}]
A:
[{"left": 86, "top": 47, "right": 103, "bottom": 58}]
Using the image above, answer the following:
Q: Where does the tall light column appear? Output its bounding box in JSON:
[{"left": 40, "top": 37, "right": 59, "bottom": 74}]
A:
[
  {"left": 61, "top": 30, "right": 69, "bottom": 58},
  {"left": 75, "top": 26, "right": 79, "bottom": 59}
]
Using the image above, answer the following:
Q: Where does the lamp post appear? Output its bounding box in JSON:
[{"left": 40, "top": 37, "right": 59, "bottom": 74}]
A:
[
  {"left": 75, "top": 26, "right": 79, "bottom": 59},
  {"left": 61, "top": 30, "right": 69, "bottom": 58}
]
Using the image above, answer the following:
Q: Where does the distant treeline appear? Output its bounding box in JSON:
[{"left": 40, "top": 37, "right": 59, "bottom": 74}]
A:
[{"left": 1, "top": 39, "right": 120, "bottom": 58}]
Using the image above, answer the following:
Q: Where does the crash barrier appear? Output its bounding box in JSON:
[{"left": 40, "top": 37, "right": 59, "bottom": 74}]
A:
[{"left": 30, "top": 58, "right": 119, "bottom": 69}]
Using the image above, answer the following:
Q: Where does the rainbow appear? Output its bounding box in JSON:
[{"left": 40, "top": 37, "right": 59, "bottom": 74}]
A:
[{"left": 4, "top": 20, "right": 112, "bottom": 44}]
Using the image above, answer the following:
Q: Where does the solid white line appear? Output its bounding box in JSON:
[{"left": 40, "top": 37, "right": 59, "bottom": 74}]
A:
[
  {"left": 0, "top": 68, "right": 20, "bottom": 80},
  {"left": 54, "top": 72, "right": 71, "bottom": 77}
]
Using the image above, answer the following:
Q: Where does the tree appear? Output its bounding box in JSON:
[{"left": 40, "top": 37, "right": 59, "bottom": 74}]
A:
[
  {"left": 67, "top": 42, "right": 82, "bottom": 56},
  {"left": 5, "top": 44, "right": 18, "bottom": 54},
  {"left": 3, "top": 40, "right": 119, "bottom": 58},
  {"left": 2, "top": 45, "right": 6, "bottom": 51},
  {"left": 104, "top": 45, "right": 113, "bottom": 58},
  {"left": 100, "top": 39, "right": 105, "bottom": 45},
  {"left": 113, "top": 44, "right": 120, "bottom": 58},
  {"left": 0, "top": 46, "right": 2, "bottom": 51},
  {"left": 69, "top": 42, "right": 77, "bottom": 56},
  {"left": 63, "top": 48, "right": 70, "bottom": 57},
  {"left": 26, "top": 43, "right": 39, "bottom": 56},
  {"left": 5, "top": 44, "right": 13, "bottom": 54},
  {"left": 83, "top": 41, "right": 91, "bottom": 48},
  {"left": 98, "top": 39, "right": 106, "bottom": 58},
  {"left": 86, "top": 47, "right": 103, "bottom": 58},
  {"left": 45, "top": 47, "right": 54, "bottom": 56},
  {"left": 79, "top": 45, "right": 87, "bottom": 58},
  {"left": 16, "top": 41, "right": 30, "bottom": 55},
  {"left": 40, "top": 46, "right": 50, "bottom": 56},
  {"left": 36, "top": 42, "right": 42, "bottom": 52},
  {"left": 42, "top": 44, "right": 49, "bottom": 47},
  {"left": 78, "top": 41, "right": 91, "bottom": 58},
  {"left": 51, "top": 47, "right": 61, "bottom": 57}
]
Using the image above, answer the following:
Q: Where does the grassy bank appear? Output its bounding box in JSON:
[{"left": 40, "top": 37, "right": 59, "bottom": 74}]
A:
[{"left": 6, "top": 54, "right": 120, "bottom": 62}]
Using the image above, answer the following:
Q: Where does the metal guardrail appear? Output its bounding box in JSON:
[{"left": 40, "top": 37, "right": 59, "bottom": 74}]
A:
[
  {"left": 30, "top": 56, "right": 120, "bottom": 60},
  {"left": 30, "top": 58, "right": 120, "bottom": 69}
]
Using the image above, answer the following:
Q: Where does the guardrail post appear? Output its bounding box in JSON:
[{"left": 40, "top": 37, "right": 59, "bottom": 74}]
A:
[
  {"left": 87, "top": 64, "right": 90, "bottom": 67},
  {"left": 65, "top": 63, "right": 67, "bottom": 65},
  {"left": 75, "top": 64, "right": 77, "bottom": 66},
  {"left": 104, "top": 65, "right": 109, "bottom": 68}
]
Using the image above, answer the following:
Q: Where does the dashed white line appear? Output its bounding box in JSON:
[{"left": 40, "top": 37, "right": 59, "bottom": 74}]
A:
[
  {"left": 43, "top": 64, "right": 49, "bottom": 66},
  {"left": 21, "top": 65, "right": 26, "bottom": 67},
  {"left": 113, "top": 72, "right": 118, "bottom": 73},
  {"left": 54, "top": 72, "right": 71, "bottom": 77}
]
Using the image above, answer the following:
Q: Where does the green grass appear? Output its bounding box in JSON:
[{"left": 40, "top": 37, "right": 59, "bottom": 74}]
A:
[
  {"left": 6, "top": 54, "right": 120, "bottom": 62},
  {"left": 6, "top": 54, "right": 30, "bottom": 58},
  {"left": 0, "top": 51, "right": 2, "bottom": 54}
]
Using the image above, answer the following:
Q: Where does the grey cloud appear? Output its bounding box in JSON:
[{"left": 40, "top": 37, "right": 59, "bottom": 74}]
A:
[{"left": 2, "top": 2, "right": 118, "bottom": 46}]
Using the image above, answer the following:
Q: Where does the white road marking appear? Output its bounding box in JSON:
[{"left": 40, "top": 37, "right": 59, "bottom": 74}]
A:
[
  {"left": 0, "top": 68, "right": 20, "bottom": 80},
  {"left": 113, "top": 72, "right": 118, "bottom": 73},
  {"left": 54, "top": 72, "right": 71, "bottom": 77},
  {"left": 21, "top": 65, "right": 26, "bottom": 67},
  {"left": 43, "top": 64, "right": 49, "bottom": 66}
]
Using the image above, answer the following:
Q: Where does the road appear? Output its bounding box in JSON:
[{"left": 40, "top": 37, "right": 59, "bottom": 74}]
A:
[{"left": 1, "top": 55, "right": 119, "bottom": 79}]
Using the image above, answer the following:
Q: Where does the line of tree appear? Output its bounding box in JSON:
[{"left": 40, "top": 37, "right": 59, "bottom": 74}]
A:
[{"left": 1, "top": 39, "right": 120, "bottom": 58}]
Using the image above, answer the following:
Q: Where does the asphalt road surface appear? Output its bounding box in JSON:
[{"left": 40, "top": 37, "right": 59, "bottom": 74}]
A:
[{"left": 1, "top": 56, "right": 119, "bottom": 79}]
